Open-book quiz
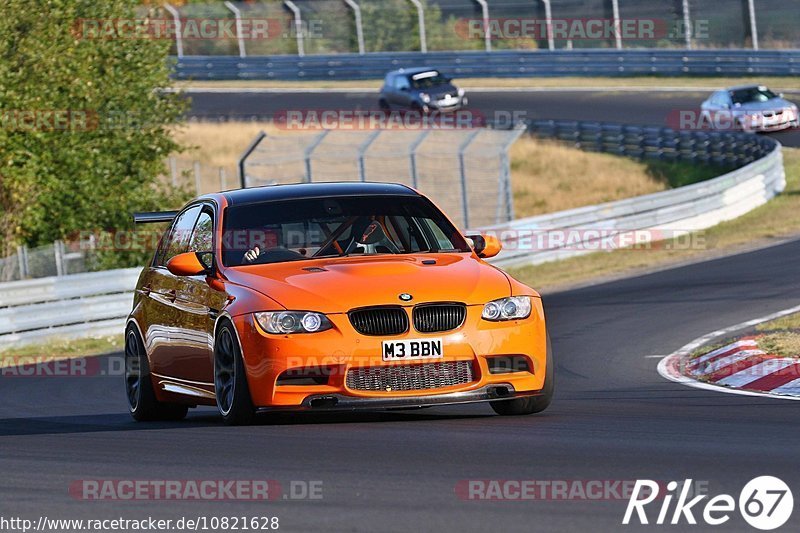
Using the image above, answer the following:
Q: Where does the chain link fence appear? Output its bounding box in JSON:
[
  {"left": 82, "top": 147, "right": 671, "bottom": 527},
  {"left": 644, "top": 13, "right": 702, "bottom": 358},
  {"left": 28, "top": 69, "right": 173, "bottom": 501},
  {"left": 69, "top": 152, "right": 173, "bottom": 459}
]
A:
[
  {"left": 159, "top": 0, "right": 800, "bottom": 58},
  {"left": 0, "top": 241, "right": 93, "bottom": 282},
  {"left": 240, "top": 126, "right": 525, "bottom": 228}
]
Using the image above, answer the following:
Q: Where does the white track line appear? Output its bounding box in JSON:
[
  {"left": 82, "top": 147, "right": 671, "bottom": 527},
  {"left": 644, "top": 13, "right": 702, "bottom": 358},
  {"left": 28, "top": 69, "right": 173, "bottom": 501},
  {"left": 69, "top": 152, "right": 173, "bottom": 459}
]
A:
[{"left": 656, "top": 303, "right": 800, "bottom": 401}]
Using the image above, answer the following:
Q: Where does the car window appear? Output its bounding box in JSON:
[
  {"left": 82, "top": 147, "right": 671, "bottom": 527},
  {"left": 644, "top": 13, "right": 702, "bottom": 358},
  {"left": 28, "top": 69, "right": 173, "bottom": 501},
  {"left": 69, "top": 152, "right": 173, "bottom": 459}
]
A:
[
  {"left": 410, "top": 71, "right": 448, "bottom": 89},
  {"left": 189, "top": 209, "right": 214, "bottom": 253},
  {"left": 395, "top": 76, "right": 410, "bottom": 90},
  {"left": 156, "top": 205, "right": 201, "bottom": 267},
  {"left": 730, "top": 86, "right": 777, "bottom": 105},
  {"left": 222, "top": 195, "right": 470, "bottom": 267}
]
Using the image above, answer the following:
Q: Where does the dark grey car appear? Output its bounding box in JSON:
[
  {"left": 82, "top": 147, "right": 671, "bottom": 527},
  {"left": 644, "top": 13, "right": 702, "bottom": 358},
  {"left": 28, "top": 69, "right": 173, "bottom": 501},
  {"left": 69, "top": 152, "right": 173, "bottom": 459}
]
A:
[
  {"left": 701, "top": 84, "right": 798, "bottom": 132},
  {"left": 379, "top": 68, "right": 467, "bottom": 114}
]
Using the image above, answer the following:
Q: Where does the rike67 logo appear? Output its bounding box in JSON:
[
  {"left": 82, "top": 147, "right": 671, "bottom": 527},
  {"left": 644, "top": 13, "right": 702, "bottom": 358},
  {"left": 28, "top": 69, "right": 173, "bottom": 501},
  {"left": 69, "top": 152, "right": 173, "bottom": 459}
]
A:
[{"left": 623, "top": 477, "right": 793, "bottom": 530}]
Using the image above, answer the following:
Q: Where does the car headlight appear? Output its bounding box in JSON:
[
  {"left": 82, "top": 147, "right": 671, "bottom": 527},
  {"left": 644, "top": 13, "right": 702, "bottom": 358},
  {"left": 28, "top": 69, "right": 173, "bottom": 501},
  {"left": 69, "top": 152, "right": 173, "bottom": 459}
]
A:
[
  {"left": 254, "top": 311, "right": 332, "bottom": 334},
  {"left": 420, "top": 93, "right": 431, "bottom": 103},
  {"left": 482, "top": 296, "right": 532, "bottom": 321},
  {"left": 457, "top": 88, "right": 465, "bottom": 97}
]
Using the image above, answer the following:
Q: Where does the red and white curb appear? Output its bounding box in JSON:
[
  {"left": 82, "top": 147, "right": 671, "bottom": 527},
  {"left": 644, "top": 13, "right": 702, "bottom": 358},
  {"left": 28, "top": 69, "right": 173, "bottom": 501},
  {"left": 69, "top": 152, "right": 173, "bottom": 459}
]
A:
[{"left": 658, "top": 304, "right": 800, "bottom": 400}]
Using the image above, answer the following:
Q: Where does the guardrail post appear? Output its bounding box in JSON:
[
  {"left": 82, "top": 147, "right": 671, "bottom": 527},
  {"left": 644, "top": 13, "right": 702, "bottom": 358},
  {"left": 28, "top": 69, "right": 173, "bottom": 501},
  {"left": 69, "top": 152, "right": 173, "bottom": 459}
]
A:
[
  {"left": 611, "top": 0, "right": 622, "bottom": 49},
  {"left": 238, "top": 131, "right": 267, "bottom": 188},
  {"left": 498, "top": 126, "right": 526, "bottom": 223},
  {"left": 164, "top": 4, "right": 184, "bottom": 59},
  {"left": 458, "top": 130, "right": 482, "bottom": 228},
  {"left": 224, "top": 1, "right": 247, "bottom": 58},
  {"left": 357, "top": 130, "right": 382, "bottom": 182},
  {"left": 541, "top": 0, "right": 554, "bottom": 50},
  {"left": 408, "top": 130, "right": 431, "bottom": 189},
  {"left": 219, "top": 167, "right": 227, "bottom": 191},
  {"left": 16, "top": 246, "right": 28, "bottom": 279},
  {"left": 408, "top": 0, "right": 427, "bottom": 53},
  {"left": 284, "top": 0, "right": 306, "bottom": 57},
  {"left": 474, "top": 0, "right": 491, "bottom": 52},
  {"left": 54, "top": 240, "right": 64, "bottom": 277},
  {"left": 304, "top": 130, "right": 330, "bottom": 182},
  {"left": 344, "top": 0, "right": 366, "bottom": 55},
  {"left": 193, "top": 161, "right": 202, "bottom": 194},
  {"left": 169, "top": 157, "right": 178, "bottom": 187},
  {"left": 747, "top": 0, "right": 759, "bottom": 50},
  {"left": 681, "top": 0, "right": 692, "bottom": 49}
]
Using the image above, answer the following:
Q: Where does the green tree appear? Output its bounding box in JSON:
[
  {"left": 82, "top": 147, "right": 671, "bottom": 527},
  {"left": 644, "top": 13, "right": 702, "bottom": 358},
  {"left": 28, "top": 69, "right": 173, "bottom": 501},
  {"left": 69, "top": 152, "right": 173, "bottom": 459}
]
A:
[{"left": 0, "top": 0, "right": 187, "bottom": 268}]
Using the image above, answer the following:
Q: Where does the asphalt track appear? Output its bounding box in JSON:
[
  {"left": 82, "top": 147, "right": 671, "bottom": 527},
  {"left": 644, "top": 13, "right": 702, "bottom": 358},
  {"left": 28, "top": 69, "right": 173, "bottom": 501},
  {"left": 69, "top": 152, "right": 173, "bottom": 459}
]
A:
[
  {"left": 185, "top": 89, "right": 800, "bottom": 147},
  {"left": 3, "top": 236, "right": 800, "bottom": 532}
]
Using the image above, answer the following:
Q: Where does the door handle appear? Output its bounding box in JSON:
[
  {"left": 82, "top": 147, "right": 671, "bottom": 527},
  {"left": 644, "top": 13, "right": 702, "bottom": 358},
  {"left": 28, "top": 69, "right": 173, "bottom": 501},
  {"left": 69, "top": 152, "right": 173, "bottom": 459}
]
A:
[
  {"left": 139, "top": 285, "right": 152, "bottom": 296},
  {"left": 166, "top": 289, "right": 177, "bottom": 303}
]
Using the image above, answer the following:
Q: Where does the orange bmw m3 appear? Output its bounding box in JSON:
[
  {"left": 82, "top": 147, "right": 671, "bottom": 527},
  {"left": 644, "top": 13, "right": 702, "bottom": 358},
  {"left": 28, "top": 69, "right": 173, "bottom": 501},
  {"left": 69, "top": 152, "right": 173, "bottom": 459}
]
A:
[{"left": 125, "top": 183, "right": 553, "bottom": 424}]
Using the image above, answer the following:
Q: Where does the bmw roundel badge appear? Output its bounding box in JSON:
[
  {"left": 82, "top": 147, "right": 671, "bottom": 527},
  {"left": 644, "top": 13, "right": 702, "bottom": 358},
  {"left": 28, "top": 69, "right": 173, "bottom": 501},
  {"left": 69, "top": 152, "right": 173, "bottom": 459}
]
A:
[{"left": 399, "top": 293, "right": 413, "bottom": 302}]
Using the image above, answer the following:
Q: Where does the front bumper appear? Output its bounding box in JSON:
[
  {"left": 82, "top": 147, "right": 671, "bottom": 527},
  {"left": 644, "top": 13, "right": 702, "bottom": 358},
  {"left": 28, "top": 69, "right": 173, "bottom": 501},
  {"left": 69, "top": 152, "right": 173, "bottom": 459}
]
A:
[
  {"left": 256, "top": 383, "right": 541, "bottom": 412},
  {"left": 232, "top": 301, "right": 547, "bottom": 409},
  {"left": 745, "top": 111, "right": 799, "bottom": 132},
  {"left": 422, "top": 95, "right": 467, "bottom": 113}
]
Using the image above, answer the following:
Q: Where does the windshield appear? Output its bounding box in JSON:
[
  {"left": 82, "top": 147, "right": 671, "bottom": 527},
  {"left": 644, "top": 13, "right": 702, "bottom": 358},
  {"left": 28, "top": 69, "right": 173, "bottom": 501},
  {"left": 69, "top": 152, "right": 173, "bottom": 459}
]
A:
[
  {"left": 410, "top": 71, "right": 449, "bottom": 89},
  {"left": 222, "top": 195, "right": 470, "bottom": 267},
  {"left": 730, "top": 86, "right": 778, "bottom": 105}
]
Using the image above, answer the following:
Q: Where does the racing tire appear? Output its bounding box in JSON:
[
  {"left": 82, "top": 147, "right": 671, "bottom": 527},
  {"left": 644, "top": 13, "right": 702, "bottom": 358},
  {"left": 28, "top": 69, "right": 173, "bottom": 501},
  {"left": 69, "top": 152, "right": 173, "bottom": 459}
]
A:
[
  {"left": 214, "top": 320, "right": 255, "bottom": 426},
  {"left": 125, "top": 326, "right": 189, "bottom": 422},
  {"left": 379, "top": 99, "right": 390, "bottom": 112},
  {"left": 490, "top": 336, "right": 554, "bottom": 416}
]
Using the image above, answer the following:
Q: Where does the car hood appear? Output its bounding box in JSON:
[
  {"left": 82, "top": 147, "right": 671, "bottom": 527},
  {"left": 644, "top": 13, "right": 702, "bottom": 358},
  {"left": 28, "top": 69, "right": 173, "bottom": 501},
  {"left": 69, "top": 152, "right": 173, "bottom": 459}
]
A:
[
  {"left": 223, "top": 253, "right": 511, "bottom": 314},
  {"left": 735, "top": 97, "right": 795, "bottom": 112},
  {"left": 417, "top": 83, "right": 459, "bottom": 98}
]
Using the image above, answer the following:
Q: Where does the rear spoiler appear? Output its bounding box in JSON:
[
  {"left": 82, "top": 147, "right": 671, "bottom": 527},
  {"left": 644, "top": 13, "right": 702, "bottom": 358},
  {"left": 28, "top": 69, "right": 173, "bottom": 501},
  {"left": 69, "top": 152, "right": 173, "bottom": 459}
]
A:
[{"left": 133, "top": 211, "right": 179, "bottom": 224}]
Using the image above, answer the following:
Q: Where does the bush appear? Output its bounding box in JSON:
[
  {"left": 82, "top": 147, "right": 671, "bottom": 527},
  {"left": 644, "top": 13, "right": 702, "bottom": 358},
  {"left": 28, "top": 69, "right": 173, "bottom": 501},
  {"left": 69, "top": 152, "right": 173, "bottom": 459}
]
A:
[{"left": 0, "top": 0, "right": 187, "bottom": 267}]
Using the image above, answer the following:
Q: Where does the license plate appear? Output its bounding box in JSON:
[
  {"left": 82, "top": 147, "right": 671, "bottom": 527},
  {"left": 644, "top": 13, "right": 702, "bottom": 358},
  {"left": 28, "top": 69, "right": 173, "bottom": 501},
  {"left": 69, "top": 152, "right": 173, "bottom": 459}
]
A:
[{"left": 382, "top": 339, "right": 443, "bottom": 361}]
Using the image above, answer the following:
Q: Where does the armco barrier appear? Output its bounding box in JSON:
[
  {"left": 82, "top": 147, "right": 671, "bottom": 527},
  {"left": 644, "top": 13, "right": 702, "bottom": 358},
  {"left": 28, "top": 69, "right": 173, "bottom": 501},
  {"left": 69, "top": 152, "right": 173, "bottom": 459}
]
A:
[
  {"left": 0, "top": 268, "right": 141, "bottom": 348},
  {"left": 483, "top": 122, "right": 784, "bottom": 268},
  {"left": 173, "top": 49, "right": 800, "bottom": 81}
]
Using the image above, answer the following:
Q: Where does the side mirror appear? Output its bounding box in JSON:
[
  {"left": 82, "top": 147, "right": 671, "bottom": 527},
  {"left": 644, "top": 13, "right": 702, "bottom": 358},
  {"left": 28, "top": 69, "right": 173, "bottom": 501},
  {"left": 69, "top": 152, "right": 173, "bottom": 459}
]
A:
[
  {"left": 466, "top": 233, "right": 502, "bottom": 259},
  {"left": 167, "top": 252, "right": 210, "bottom": 277}
]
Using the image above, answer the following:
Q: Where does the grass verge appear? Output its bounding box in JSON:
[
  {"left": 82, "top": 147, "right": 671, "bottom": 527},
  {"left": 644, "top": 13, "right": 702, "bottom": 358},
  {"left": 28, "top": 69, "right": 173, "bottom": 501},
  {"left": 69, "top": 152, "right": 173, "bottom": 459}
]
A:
[
  {"left": 0, "top": 335, "right": 123, "bottom": 363},
  {"left": 509, "top": 148, "right": 800, "bottom": 292},
  {"left": 754, "top": 312, "right": 800, "bottom": 358}
]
